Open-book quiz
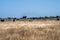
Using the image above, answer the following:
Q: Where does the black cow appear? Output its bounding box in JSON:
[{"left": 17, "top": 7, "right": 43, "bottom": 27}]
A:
[
  {"left": 57, "top": 18, "right": 59, "bottom": 21},
  {"left": 1, "top": 19, "right": 5, "bottom": 22}
]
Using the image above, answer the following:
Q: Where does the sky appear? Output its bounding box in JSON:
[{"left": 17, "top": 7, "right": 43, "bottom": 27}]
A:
[{"left": 0, "top": 0, "right": 60, "bottom": 18}]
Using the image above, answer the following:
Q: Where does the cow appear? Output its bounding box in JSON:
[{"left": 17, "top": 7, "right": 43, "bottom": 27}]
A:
[{"left": 1, "top": 19, "right": 5, "bottom": 22}]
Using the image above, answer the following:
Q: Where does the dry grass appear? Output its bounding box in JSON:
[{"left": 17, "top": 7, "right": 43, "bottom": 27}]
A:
[{"left": 0, "top": 20, "right": 60, "bottom": 40}]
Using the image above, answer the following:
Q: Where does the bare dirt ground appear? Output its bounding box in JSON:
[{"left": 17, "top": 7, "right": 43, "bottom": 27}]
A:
[{"left": 0, "top": 20, "right": 60, "bottom": 40}]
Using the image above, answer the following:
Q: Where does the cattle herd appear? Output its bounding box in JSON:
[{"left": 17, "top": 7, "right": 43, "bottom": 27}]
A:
[{"left": 0, "top": 16, "right": 60, "bottom": 22}]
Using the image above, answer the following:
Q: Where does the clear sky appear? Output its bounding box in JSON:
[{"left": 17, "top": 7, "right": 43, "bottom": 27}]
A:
[{"left": 0, "top": 0, "right": 60, "bottom": 18}]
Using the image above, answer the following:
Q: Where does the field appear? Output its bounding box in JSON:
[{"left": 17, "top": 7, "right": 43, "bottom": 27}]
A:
[{"left": 0, "top": 20, "right": 60, "bottom": 40}]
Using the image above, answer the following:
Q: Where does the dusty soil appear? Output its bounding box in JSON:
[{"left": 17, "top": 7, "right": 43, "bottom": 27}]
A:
[{"left": 0, "top": 20, "right": 60, "bottom": 40}]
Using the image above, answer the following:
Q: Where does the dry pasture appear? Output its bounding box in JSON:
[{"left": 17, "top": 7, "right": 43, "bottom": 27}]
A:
[{"left": 0, "top": 20, "right": 60, "bottom": 40}]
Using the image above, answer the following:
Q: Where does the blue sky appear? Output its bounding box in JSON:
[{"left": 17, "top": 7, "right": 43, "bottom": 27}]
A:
[{"left": 0, "top": 0, "right": 60, "bottom": 18}]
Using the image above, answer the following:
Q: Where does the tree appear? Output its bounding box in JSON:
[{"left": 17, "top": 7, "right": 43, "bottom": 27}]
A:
[
  {"left": 56, "top": 16, "right": 59, "bottom": 18},
  {"left": 22, "top": 16, "right": 27, "bottom": 19},
  {"left": 45, "top": 16, "right": 48, "bottom": 19}
]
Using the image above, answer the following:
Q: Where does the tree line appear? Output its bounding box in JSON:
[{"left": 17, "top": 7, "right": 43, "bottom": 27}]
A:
[{"left": 0, "top": 16, "right": 60, "bottom": 22}]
